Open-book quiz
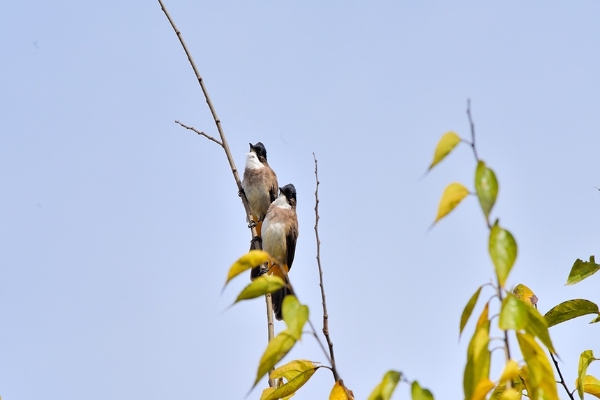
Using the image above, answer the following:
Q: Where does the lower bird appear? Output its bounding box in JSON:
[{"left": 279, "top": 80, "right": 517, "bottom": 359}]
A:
[{"left": 261, "top": 184, "right": 298, "bottom": 321}]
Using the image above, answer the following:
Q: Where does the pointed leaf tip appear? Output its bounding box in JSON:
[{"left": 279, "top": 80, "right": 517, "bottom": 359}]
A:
[
  {"left": 460, "top": 286, "right": 483, "bottom": 337},
  {"left": 429, "top": 131, "right": 461, "bottom": 171},
  {"left": 434, "top": 182, "right": 469, "bottom": 224}
]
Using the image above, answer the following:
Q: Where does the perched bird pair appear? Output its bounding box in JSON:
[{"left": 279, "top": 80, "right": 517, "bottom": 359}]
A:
[{"left": 242, "top": 142, "right": 298, "bottom": 321}]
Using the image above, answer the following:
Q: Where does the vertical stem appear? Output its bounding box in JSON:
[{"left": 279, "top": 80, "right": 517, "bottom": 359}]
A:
[
  {"left": 313, "top": 153, "right": 340, "bottom": 382},
  {"left": 158, "top": 0, "right": 275, "bottom": 386}
]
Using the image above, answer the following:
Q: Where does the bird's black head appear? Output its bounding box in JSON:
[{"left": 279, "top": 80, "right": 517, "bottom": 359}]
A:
[
  {"left": 249, "top": 142, "right": 268, "bottom": 163},
  {"left": 280, "top": 184, "right": 297, "bottom": 207}
]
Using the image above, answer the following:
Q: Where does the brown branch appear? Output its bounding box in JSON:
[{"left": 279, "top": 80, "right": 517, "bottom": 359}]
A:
[
  {"left": 175, "top": 120, "right": 222, "bottom": 146},
  {"left": 158, "top": 0, "right": 275, "bottom": 386},
  {"left": 551, "top": 352, "right": 575, "bottom": 400},
  {"left": 313, "top": 153, "right": 340, "bottom": 382}
]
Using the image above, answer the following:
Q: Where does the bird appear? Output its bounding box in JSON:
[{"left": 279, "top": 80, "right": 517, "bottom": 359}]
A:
[
  {"left": 261, "top": 184, "right": 299, "bottom": 321},
  {"left": 241, "top": 142, "right": 278, "bottom": 279}
]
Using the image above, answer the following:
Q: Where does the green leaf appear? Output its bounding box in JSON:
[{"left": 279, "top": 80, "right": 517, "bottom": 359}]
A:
[
  {"left": 234, "top": 275, "right": 286, "bottom": 303},
  {"left": 261, "top": 360, "right": 320, "bottom": 400},
  {"left": 578, "top": 350, "right": 600, "bottom": 399},
  {"left": 512, "top": 284, "right": 538, "bottom": 307},
  {"left": 428, "top": 131, "right": 461, "bottom": 171},
  {"left": 282, "top": 295, "right": 309, "bottom": 340},
  {"left": 464, "top": 305, "right": 491, "bottom": 400},
  {"left": 516, "top": 332, "right": 559, "bottom": 400},
  {"left": 368, "top": 370, "right": 401, "bottom": 400},
  {"left": 254, "top": 330, "right": 297, "bottom": 387},
  {"left": 544, "top": 299, "right": 600, "bottom": 327},
  {"left": 567, "top": 256, "right": 600, "bottom": 285},
  {"left": 460, "top": 286, "right": 483, "bottom": 337},
  {"left": 411, "top": 381, "right": 435, "bottom": 400},
  {"left": 499, "top": 294, "right": 555, "bottom": 354},
  {"left": 489, "top": 221, "right": 517, "bottom": 288},
  {"left": 434, "top": 182, "right": 469, "bottom": 224},
  {"left": 225, "top": 250, "right": 270, "bottom": 286},
  {"left": 475, "top": 161, "right": 498, "bottom": 220}
]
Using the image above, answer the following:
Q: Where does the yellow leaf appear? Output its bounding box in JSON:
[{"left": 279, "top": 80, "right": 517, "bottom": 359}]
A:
[
  {"left": 516, "top": 332, "right": 559, "bottom": 400},
  {"left": 499, "top": 388, "right": 522, "bottom": 400},
  {"left": 282, "top": 295, "right": 309, "bottom": 339},
  {"left": 234, "top": 275, "right": 286, "bottom": 303},
  {"left": 434, "top": 182, "right": 469, "bottom": 223},
  {"left": 460, "top": 286, "right": 483, "bottom": 337},
  {"left": 578, "top": 351, "right": 600, "bottom": 399},
  {"left": 271, "top": 360, "right": 320, "bottom": 381},
  {"left": 499, "top": 360, "right": 520, "bottom": 383},
  {"left": 512, "top": 284, "right": 538, "bottom": 307},
  {"left": 254, "top": 330, "right": 297, "bottom": 387},
  {"left": 330, "top": 380, "right": 355, "bottom": 400},
  {"left": 225, "top": 250, "right": 270, "bottom": 286},
  {"left": 464, "top": 305, "right": 491, "bottom": 400},
  {"left": 575, "top": 375, "right": 600, "bottom": 398},
  {"left": 429, "top": 131, "right": 461, "bottom": 170},
  {"left": 471, "top": 378, "right": 495, "bottom": 400},
  {"left": 262, "top": 360, "right": 319, "bottom": 400}
]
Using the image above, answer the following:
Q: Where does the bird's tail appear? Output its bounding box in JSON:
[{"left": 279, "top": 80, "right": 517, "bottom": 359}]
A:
[{"left": 270, "top": 263, "right": 293, "bottom": 321}]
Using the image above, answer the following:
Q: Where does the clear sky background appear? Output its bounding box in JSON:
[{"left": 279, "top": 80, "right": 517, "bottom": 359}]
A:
[{"left": 2, "top": 1, "right": 599, "bottom": 399}]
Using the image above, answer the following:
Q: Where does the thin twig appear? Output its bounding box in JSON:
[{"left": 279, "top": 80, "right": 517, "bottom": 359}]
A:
[
  {"left": 550, "top": 352, "right": 575, "bottom": 400},
  {"left": 313, "top": 153, "right": 340, "bottom": 382},
  {"left": 158, "top": 0, "right": 275, "bottom": 386},
  {"left": 464, "top": 102, "right": 492, "bottom": 229},
  {"left": 465, "top": 99, "right": 480, "bottom": 162},
  {"left": 175, "top": 120, "right": 222, "bottom": 145}
]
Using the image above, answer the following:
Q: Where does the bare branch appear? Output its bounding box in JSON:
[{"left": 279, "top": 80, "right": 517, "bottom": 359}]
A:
[
  {"left": 175, "top": 120, "right": 222, "bottom": 146},
  {"left": 313, "top": 153, "right": 340, "bottom": 382},
  {"left": 158, "top": 0, "right": 275, "bottom": 386},
  {"left": 551, "top": 352, "right": 575, "bottom": 400},
  {"left": 465, "top": 99, "right": 480, "bottom": 162}
]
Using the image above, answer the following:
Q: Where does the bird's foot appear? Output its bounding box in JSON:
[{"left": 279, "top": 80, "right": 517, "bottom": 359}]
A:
[{"left": 250, "top": 236, "right": 262, "bottom": 244}]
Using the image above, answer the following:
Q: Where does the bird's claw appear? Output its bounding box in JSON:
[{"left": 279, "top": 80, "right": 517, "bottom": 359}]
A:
[{"left": 251, "top": 236, "right": 262, "bottom": 244}]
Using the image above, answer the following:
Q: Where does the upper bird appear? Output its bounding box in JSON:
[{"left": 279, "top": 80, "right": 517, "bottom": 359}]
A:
[
  {"left": 241, "top": 142, "right": 278, "bottom": 279},
  {"left": 261, "top": 184, "right": 299, "bottom": 321}
]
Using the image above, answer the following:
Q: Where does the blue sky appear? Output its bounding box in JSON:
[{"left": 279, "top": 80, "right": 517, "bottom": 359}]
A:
[{"left": 2, "top": 1, "right": 599, "bottom": 399}]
